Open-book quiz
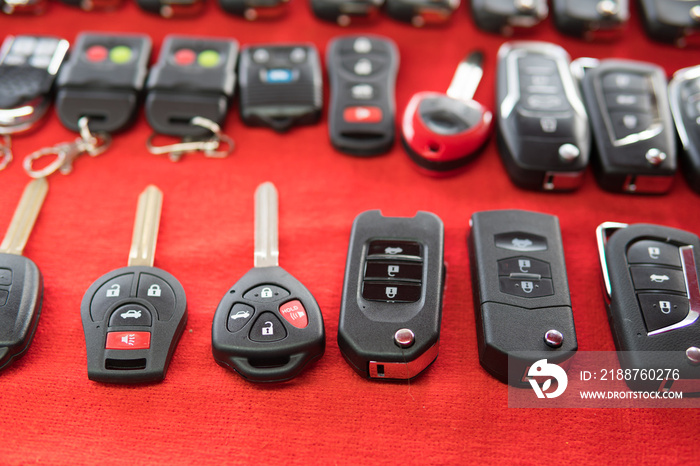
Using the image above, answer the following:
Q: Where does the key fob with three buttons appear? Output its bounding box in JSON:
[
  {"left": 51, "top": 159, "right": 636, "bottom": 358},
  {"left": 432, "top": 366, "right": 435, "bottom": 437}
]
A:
[
  {"left": 469, "top": 210, "right": 577, "bottom": 386},
  {"left": 669, "top": 65, "right": 700, "bottom": 194},
  {"left": 338, "top": 210, "right": 445, "bottom": 380},
  {"left": 597, "top": 222, "right": 700, "bottom": 393}
]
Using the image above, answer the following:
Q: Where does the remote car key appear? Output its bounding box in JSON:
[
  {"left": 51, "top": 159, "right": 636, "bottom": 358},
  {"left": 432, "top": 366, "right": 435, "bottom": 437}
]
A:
[
  {"left": 578, "top": 59, "right": 676, "bottom": 194},
  {"left": 597, "top": 222, "right": 700, "bottom": 393},
  {"left": 238, "top": 44, "right": 323, "bottom": 132},
  {"left": 81, "top": 186, "right": 187, "bottom": 384},
  {"left": 338, "top": 210, "right": 445, "bottom": 380},
  {"left": 212, "top": 183, "right": 325, "bottom": 383},
  {"left": 310, "top": 0, "right": 382, "bottom": 26},
  {"left": 471, "top": 0, "right": 548, "bottom": 35},
  {"left": 56, "top": 32, "right": 151, "bottom": 134},
  {"left": 220, "top": 0, "right": 289, "bottom": 19},
  {"left": 136, "top": 0, "right": 203, "bottom": 17},
  {"left": 552, "top": 0, "right": 629, "bottom": 40},
  {"left": 326, "top": 35, "right": 398, "bottom": 156},
  {"left": 639, "top": 0, "right": 700, "bottom": 47},
  {"left": 669, "top": 65, "right": 700, "bottom": 194},
  {"left": 384, "top": 0, "right": 459, "bottom": 27},
  {"left": 469, "top": 210, "right": 577, "bottom": 386},
  {"left": 0, "top": 179, "right": 48, "bottom": 371},
  {"left": 496, "top": 42, "right": 590, "bottom": 191}
]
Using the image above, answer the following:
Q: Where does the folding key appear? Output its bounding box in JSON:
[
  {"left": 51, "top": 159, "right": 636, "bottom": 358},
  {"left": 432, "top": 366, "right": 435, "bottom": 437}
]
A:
[
  {"left": 212, "top": 182, "right": 325, "bottom": 383},
  {"left": 80, "top": 186, "right": 187, "bottom": 384},
  {"left": 0, "top": 178, "right": 48, "bottom": 371}
]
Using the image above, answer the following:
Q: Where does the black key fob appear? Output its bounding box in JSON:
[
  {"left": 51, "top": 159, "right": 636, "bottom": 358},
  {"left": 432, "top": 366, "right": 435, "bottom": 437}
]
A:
[
  {"left": 597, "top": 222, "right": 700, "bottom": 393},
  {"left": 552, "top": 0, "right": 629, "bottom": 40},
  {"left": 471, "top": 0, "right": 548, "bottom": 35},
  {"left": 469, "top": 210, "right": 577, "bottom": 387},
  {"left": 238, "top": 44, "right": 323, "bottom": 132},
  {"left": 338, "top": 210, "right": 445, "bottom": 380},
  {"left": 310, "top": 0, "right": 382, "bottom": 26},
  {"left": 56, "top": 32, "right": 152, "bottom": 133},
  {"left": 326, "top": 35, "right": 399, "bottom": 156},
  {"left": 579, "top": 59, "right": 676, "bottom": 194},
  {"left": 136, "top": 0, "right": 204, "bottom": 17},
  {"left": 219, "top": 0, "right": 289, "bottom": 19},
  {"left": 384, "top": 0, "right": 459, "bottom": 27},
  {"left": 669, "top": 65, "right": 700, "bottom": 194},
  {"left": 639, "top": 0, "right": 700, "bottom": 47},
  {"left": 496, "top": 42, "right": 590, "bottom": 191}
]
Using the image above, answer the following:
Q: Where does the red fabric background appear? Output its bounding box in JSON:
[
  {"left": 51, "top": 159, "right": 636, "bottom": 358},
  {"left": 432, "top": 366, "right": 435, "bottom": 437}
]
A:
[{"left": 1, "top": 2, "right": 699, "bottom": 464}]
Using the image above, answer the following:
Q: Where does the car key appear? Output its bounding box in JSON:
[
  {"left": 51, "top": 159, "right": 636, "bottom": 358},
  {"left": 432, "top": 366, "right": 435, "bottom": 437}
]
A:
[
  {"left": 212, "top": 182, "right": 325, "bottom": 383},
  {"left": 145, "top": 35, "right": 238, "bottom": 161},
  {"left": 338, "top": 210, "right": 445, "bottom": 380},
  {"left": 471, "top": 0, "right": 548, "bottom": 35},
  {"left": 219, "top": 0, "right": 289, "bottom": 20},
  {"left": 384, "top": 0, "right": 459, "bottom": 27},
  {"left": 136, "top": 0, "right": 204, "bottom": 17},
  {"left": 597, "top": 222, "right": 700, "bottom": 393},
  {"left": 639, "top": 0, "right": 700, "bottom": 47},
  {"left": 552, "top": 0, "right": 629, "bottom": 40},
  {"left": 578, "top": 58, "right": 676, "bottom": 194},
  {"left": 326, "top": 35, "right": 398, "bottom": 156},
  {"left": 310, "top": 0, "right": 382, "bottom": 26},
  {"left": 669, "top": 65, "right": 700, "bottom": 194},
  {"left": 0, "top": 178, "right": 48, "bottom": 371},
  {"left": 80, "top": 186, "right": 187, "bottom": 384},
  {"left": 469, "top": 210, "right": 577, "bottom": 387},
  {"left": 238, "top": 44, "right": 323, "bottom": 132},
  {"left": 496, "top": 42, "right": 590, "bottom": 191}
]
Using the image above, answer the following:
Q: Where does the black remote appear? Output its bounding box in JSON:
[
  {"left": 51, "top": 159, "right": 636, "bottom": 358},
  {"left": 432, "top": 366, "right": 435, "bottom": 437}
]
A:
[
  {"left": 326, "top": 35, "right": 399, "bottom": 156},
  {"left": 597, "top": 222, "right": 700, "bottom": 393},
  {"left": 81, "top": 186, "right": 187, "bottom": 384},
  {"left": 669, "top": 65, "right": 700, "bottom": 194},
  {"left": 136, "top": 0, "right": 203, "bottom": 17},
  {"left": 639, "top": 0, "right": 700, "bottom": 47},
  {"left": 310, "top": 0, "right": 382, "bottom": 26},
  {"left": 219, "top": 0, "right": 289, "bottom": 19},
  {"left": 338, "top": 210, "right": 445, "bottom": 380},
  {"left": 145, "top": 35, "right": 239, "bottom": 139},
  {"left": 552, "top": 0, "right": 629, "bottom": 40},
  {"left": 238, "top": 44, "right": 323, "bottom": 132},
  {"left": 496, "top": 42, "right": 590, "bottom": 191},
  {"left": 469, "top": 210, "right": 577, "bottom": 386},
  {"left": 384, "top": 0, "right": 459, "bottom": 27},
  {"left": 579, "top": 59, "right": 677, "bottom": 194},
  {"left": 471, "top": 0, "right": 548, "bottom": 35},
  {"left": 212, "top": 183, "right": 325, "bottom": 383},
  {"left": 56, "top": 32, "right": 151, "bottom": 133}
]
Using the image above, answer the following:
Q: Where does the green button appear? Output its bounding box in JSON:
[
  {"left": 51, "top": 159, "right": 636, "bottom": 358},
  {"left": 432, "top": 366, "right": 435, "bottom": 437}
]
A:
[
  {"left": 110, "top": 46, "right": 133, "bottom": 64},
  {"left": 198, "top": 50, "right": 220, "bottom": 68}
]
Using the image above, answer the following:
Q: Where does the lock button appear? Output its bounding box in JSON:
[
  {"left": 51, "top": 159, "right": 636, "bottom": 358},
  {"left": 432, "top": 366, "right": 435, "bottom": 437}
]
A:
[
  {"left": 243, "top": 284, "right": 290, "bottom": 302},
  {"left": 137, "top": 273, "right": 177, "bottom": 321},
  {"left": 249, "top": 312, "right": 286, "bottom": 342}
]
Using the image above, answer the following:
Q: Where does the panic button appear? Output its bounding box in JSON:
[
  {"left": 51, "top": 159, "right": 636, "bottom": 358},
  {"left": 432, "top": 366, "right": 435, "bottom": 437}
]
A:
[
  {"left": 106, "top": 332, "right": 151, "bottom": 350},
  {"left": 279, "top": 299, "right": 308, "bottom": 328},
  {"left": 344, "top": 106, "right": 383, "bottom": 123}
]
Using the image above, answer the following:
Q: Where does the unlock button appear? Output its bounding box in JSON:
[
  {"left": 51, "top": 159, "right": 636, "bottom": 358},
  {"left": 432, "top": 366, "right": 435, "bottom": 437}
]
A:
[{"left": 249, "top": 312, "right": 287, "bottom": 342}]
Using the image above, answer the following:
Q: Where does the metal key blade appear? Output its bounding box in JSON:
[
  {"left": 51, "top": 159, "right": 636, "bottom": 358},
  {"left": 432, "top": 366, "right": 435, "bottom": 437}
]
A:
[
  {"left": 0, "top": 177, "right": 48, "bottom": 256},
  {"left": 254, "top": 182, "right": 279, "bottom": 268},
  {"left": 446, "top": 51, "right": 485, "bottom": 103},
  {"left": 128, "top": 185, "right": 163, "bottom": 267}
]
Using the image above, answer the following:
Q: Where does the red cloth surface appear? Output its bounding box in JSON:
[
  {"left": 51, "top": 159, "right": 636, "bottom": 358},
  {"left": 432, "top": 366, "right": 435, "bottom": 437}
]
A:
[{"left": 1, "top": 2, "right": 700, "bottom": 464}]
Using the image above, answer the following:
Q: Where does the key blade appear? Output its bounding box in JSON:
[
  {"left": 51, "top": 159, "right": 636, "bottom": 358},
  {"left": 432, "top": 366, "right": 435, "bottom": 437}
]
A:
[
  {"left": 127, "top": 185, "right": 163, "bottom": 267},
  {"left": 254, "top": 182, "right": 279, "bottom": 268},
  {"left": 446, "top": 51, "right": 485, "bottom": 102},
  {"left": 0, "top": 178, "right": 48, "bottom": 256}
]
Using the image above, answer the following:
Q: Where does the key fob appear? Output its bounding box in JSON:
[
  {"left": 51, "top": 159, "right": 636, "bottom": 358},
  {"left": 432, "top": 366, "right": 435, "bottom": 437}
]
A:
[
  {"left": 0, "top": 35, "right": 69, "bottom": 134},
  {"left": 471, "top": 0, "right": 548, "bottom": 35},
  {"left": 669, "top": 65, "right": 700, "bottom": 194},
  {"left": 579, "top": 59, "right": 676, "bottom": 194},
  {"left": 58, "top": 0, "right": 123, "bottom": 10},
  {"left": 56, "top": 33, "right": 152, "bottom": 134},
  {"left": 145, "top": 35, "right": 239, "bottom": 139},
  {"left": 338, "top": 210, "right": 445, "bottom": 380},
  {"left": 469, "top": 210, "right": 577, "bottom": 386},
  {"left": 639, "top": 0, "right": 700, "bottom": 47},
  {"left": 219, "top": 0, "right": 289, "bottom": 19},
  {"left": 597, "top": 222, "right": 700, "bottom": 393},
  {"left": 310, "top": 0, "right": 382, "bottom": 26},
  {"left": 552, "top": 0, "right": 629, "bottom": 40},
  {"left": 238, "top": 44, "right": 322, "bottom": 132},
  {"left": 136, "top": 0, "right": 204, "bottom": 17},
  {"left": 326, "top": 35, "right": 398, "bottom": 156},
  {"left": 496, "top": 42, "right": 590, "bottom": 191},
  {"left": 384, "top": 0, "right": 459, "bottom": 27}
]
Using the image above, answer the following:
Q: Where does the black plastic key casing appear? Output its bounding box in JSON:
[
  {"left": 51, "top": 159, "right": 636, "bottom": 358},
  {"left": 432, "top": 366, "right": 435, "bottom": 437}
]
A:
[
  {"left": 639, "top": 0, "right": 700, "bottom": 46},
  {"left": 669, "top": 65, "right": 700, "bottom": 194},
  {"left": 384, "top": 0, "right": 458, "bottom": 26},
  {"left": 471, "top": 0, "right": 548, "bottom": 34},
  {"left": 552, "top": 0, "right": 629, "bottom": 39}
]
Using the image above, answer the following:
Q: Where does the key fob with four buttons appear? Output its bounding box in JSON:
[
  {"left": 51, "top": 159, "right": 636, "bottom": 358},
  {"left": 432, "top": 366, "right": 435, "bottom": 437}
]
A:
[
  {"left": 669, "top": 65, "right": 700, "bottom": 194},
  {"left": 578, "top": 59, "right": 677, "bottom": 194},
  {"left": 552, "top": 0, "right": 629, "bottom": 40},
  {"left": 384, "top": 0, "right": 459, "bottom": 27},
  {"left": 310, "top": 0, "right": 383, "bottom": 26},
  {"left": 471, "top": 0, "right": 548, "bottom": 35},
  {"left": 639, "top": 0, "right": 700, "bottom": 47},
  {"left": 496, "top": 42, "right": 590, "bottom": 191},
  {"left": 238, "top": 44, "right": 323, "bottom": 133},
  {"left": 56, "top": 32, "right": 151, "bottom": 133},
  {"left": 326, "top": 35, "right": 399, "bottom": 156},
  {"left": 597, "top": 222, "right": 700, "bottom": 393},
  {"left": 469, "top": 210, "right": 577, "bottom": 386},
  {"left": 338, "top": 210, "right": 445, "bottom": 380}
]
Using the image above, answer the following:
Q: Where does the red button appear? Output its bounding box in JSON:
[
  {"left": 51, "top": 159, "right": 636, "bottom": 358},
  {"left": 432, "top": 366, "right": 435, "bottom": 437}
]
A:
[
  {"left": 106, "top": 332, "right": 151, "bottom": 350},
  {"left": 343, "top": 106, "right": 383, "bottom": 123},
  {"left": 173, "top": 48, "right": 196, "bottom": 66},
  {"left": 278, "top": 299, "right": 308, "bottom": 329},
  {"left": 85, "top": 45, "right": 108, "bottom": 62}
]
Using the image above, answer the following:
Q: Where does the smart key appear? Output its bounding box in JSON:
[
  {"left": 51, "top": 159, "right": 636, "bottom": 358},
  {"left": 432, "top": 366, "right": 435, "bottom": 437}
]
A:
[
  {"left": 212, "top": 183, "right": 325, "bottom": 383},
  {"left": 469, "top": 210, "right": 577, "bottom": 387},
  {"left": 81, "top": 186, "right": 187, "bottom": 384},
  {"left": 669, "top": 65, "right": 700, "bottom": 194},
  {"left": 0, "top": 178, "right": 48, "bottom": 371}
]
